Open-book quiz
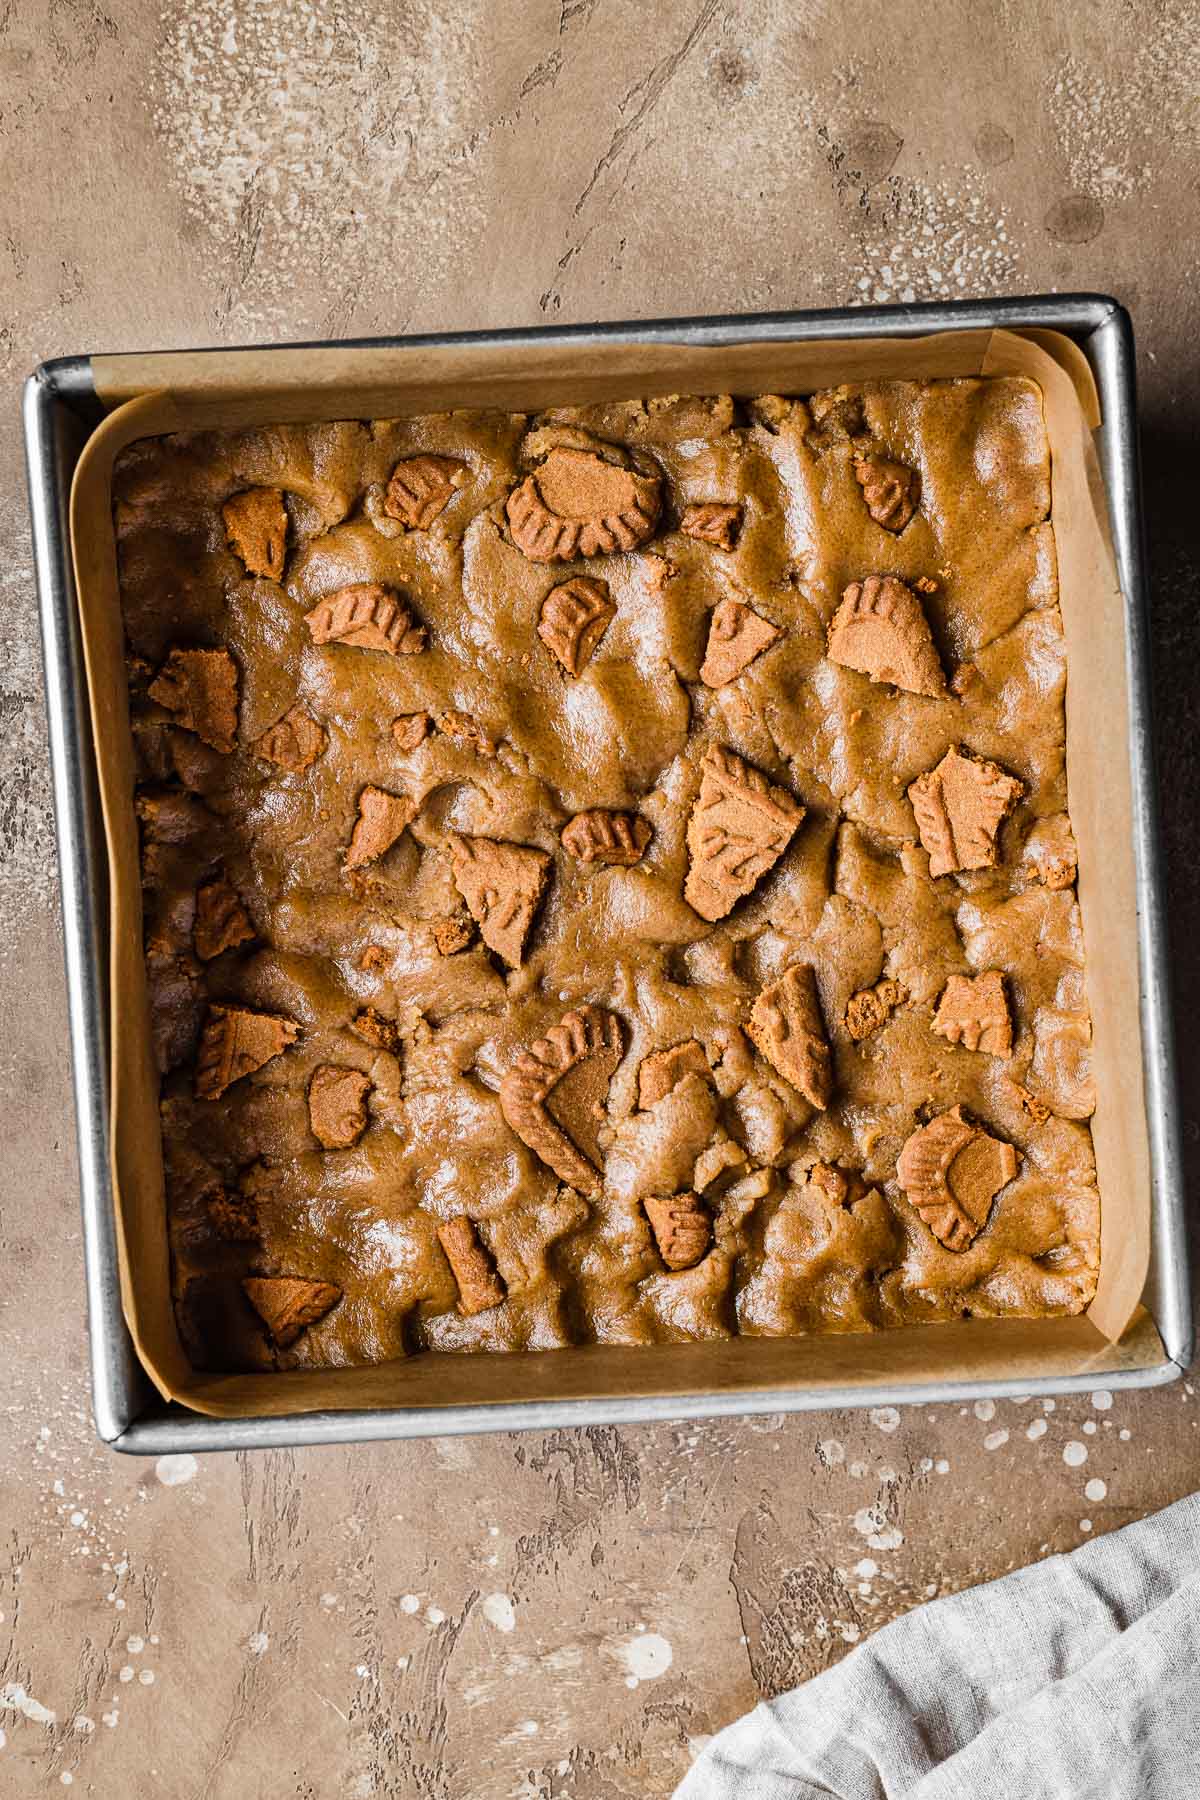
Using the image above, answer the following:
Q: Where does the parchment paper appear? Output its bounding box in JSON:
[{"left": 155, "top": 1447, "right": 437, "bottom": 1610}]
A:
[{"left": 70, "top": 325, "right": 1158, "bottom": 1417}]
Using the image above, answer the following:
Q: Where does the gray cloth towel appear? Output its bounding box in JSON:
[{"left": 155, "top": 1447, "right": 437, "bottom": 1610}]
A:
[{"left": 676, "top": 1491, "right": 1200, "bottom": 1799}]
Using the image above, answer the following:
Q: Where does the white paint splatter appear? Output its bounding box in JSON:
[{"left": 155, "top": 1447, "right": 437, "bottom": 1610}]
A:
[
  {"left": 154, "top": 1454, "right": 198, "bottom": 1488},
  {"left": 853, "top": 1506, "right": 903, "bottom": 1552},
  {"left": 983, "top": 1429, "right": 1009, "bottom": 1452},
  {"left": 481, "top": 1593, "right": 516, "bottom": 1633},
  {"left": 935, "top": 1459, "right": 950, "bottom": 1475},
  {"left": 125, "top": 1636, "right": 144, "bottom": 1655},
  {"left": 138, "top": 1671, "right": 155, "bottom": 1687},
  {"left": 1085, "top": 1478, "right": 1107, "bottom": 1503},
  {"left": 1027, "top": 1419, "right": 1048, "bottom": 1441},
  {"left": 973, "top": 1399, "right": 996, "bottom": 1422},
  {"left": 1063, "top": 1441, "right": 1088, "bottom": 1468},
  {"left": 0, "top": 1684, "right": 56, "bottom": 1727},
  {"left": 614, "top": 1632, "right": 673, "bottom": 1687},
  {"left": 1080, "top": 1519, "right": 1093, "bottom": 1533},
  {"left": 118, "top": 1667, "right": 134, "bottom": 1685},
  {"left": 853, "top": 1558, "right": 878, "bottom": 1579},
  {"left": 399, "top": 1594, "right": 420, "bottom": 1614},
  {"left": 1091, "top": 1390, "right": 1113, "bottom": 1411},
  {"left": 817, "top": 1439, "right": 844, "bottom": 1466},
  {"left": 425, "top": 1606, "right": 446, "bottom": 1626},
  {"left": 73, "top": 1717, "right": 94, "bottom": 1735},
  {"left": 247, "top": 1632, "right": 269, "bottom": 1656},
  {"left": 869, "top": 1407, "right": 900, "bottom": 1434}
]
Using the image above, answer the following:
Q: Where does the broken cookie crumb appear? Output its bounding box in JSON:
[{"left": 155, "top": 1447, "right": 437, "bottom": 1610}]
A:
[
  {"left": 561, "top": 809, "right": 651, "bottom": 866},
  {"left": 845, "top": 979, "right": 905, "bottom": 1041},
  {"left": 747, "top": 963, "right": 833, "bottom": 1109},
  {"left": 684, "top": 745, "right": 804, "bottom": 923},
  {"left": 699, "top": 599, "right": 781, "bottom": 688},
  {"left": 149, "top": 647, "right": 239, "bottom": 753},
  {"left": 644, "top": 1193, "right": 711, "bottom": 1270},
  {"left": 932, "top": 971, "right": 1013, "bottom": 1057},
  {"left": 537, "top": 576, "right": 616, "bottom": 676},
  {"left": 437, "top": 1216, "right": 506, "bottom": 1315},
  {"left": 345, "top": 785, "right": 417, "bottom": 871},
  {"left": 680, "top": 501, "right": 742, "bottom": 550},
  {"left": 222, "top": 486, "right": 288, "bottom": 581},
  {"left": 305, "top": 584, "right": 427, "bottom": 656},
  {"left": 308, "top": 1065, "right": 372, "bottom": 1149},
  {"left": 897, "top": 1104, "right": 1018, "bottom": 1250},
  {"left": 909, "top": 745, "right": 1024, "bottom": 877},
  {"left": 243, "top": 1275, "right": 341, "bottom": 1347},
  {"left": 383, "top": 455, "right": 468, "bottom": 529}
]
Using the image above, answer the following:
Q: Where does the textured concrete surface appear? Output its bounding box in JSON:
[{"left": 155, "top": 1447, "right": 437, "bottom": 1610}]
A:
[{"left": 2, "top": 1, "right": 1199, "bottom": 1794}]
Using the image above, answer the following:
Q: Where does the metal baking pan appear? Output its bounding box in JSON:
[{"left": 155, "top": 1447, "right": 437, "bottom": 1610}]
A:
[{"left": 24, "top": 294, "right": 1191, "bottom": 1453}]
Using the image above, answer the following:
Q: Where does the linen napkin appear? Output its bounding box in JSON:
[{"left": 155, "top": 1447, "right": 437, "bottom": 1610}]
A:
[{"left": 676, "top": 1490, "right": 1200, "bottom": 1798}]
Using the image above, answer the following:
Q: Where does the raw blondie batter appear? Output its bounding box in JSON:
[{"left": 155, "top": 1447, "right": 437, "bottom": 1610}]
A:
[{"left": 113, "top": 377, "right": 1099, "bottom": 1371}]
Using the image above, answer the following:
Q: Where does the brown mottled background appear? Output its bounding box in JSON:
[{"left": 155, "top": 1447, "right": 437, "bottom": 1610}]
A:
[{"left": 2, "top": 1, "right": 1198, "bottom": 1794}]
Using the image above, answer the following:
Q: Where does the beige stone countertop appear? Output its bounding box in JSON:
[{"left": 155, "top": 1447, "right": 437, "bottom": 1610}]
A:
[{"left": 2, "top": 1, "right": 1197, "bottom": 1793}]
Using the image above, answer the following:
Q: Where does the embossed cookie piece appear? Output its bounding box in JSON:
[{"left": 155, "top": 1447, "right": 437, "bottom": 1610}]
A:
[
  {"left": 538, "top": 576, "right": 616, "bottom": 676},
  {"left": 644, "top": 1192, "right": 711, "bottom": 1269},
  {"left": 350, "top": 1006, "right": 399, "bottom": 1054},
  {"left": 436, "top": 1217, "right": 506, "bottom": 1316},
  {"left": 255, "top": 705, "right": 327, "bottom": 772},
  {"left": 507, "top": 443, "right": 661, "bottom": 561},
  {"left": 845, "top": 978, "right": 904, "bottom": 1041},
  {"left": 448, "top": 834, "right": 551, "bottom": 967},
  {"left": 932, "top": 970, "right": 1012, "bottom": 1057},
  {"left": 746, "top": 963, "right": 833, "bottom": 1109},
  {"left": 195, "top": 1005, "right": 299, "bottom": 1099},
  {"left": 222, "top": 486, "right": 288, "bottom": 580},
  {"left": 193, "top": 872, "right": 255, "bottom": 962},
  {"left": 684, "top": 745, "right": 805, "bottom": 923},
  {"left": 896, "top": 1104, "right": 1018, "bottom": 1251},
  {"left": 149, "top": 647, "right": 239, "bottom": 753},
  {"left": 308, "top": 1065, "right": 372, "bottom": 1149},
  {"left": 909, "top": 746, "right": 1025, "bottom": 878},
  {"left": 243, "top": 1275, "right": 342, "bottom": 1347},
  {"left": 344, "top": 785, "right": 417, "bottom": 871},
  {"left": 392, "top": 710, "right": 433, "bottom": 751},
  {"left": 383, "top": 454, "right": 468, "bottom": 529},
  {"left": 499, "top": 1005, "right": 623, "bottom": 1195},
  {"left": 680, "top": 502, "right": 742, "bottom": 550},
  {"left": 827, "top": 576, "right": 946, "bottom": 697},
  {"left": 699, "top": 599, "right": 781, "bottom": 688},
  {"left": 561, "top": 809, "right": 651, "bottom": 867},
  {"left": 305, "top": 583, "right": 427, "bottom": 656},
  {"left": 853, "top": 454, "right": 919, "bottom": 533},
  {"left": 637, "top": 1039, "right": 709, "bottom": 1108}
]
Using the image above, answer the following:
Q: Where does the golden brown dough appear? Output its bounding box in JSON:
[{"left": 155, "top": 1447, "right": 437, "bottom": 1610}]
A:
[{"left": 114, "top": 375, "right": 1099, "bottom": 1372}]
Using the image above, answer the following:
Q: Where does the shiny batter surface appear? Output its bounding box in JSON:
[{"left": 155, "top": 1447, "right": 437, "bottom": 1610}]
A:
[{"left": 113, "top": 378, "right": 1099, "bottom": 1372}]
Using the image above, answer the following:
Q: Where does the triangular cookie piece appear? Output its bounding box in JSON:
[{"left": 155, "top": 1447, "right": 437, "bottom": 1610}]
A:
[
  {"left": 684, "top": 745, "right": 804, "bottom": 923},
  {"left": 195, "top": 1005, "right": 299, "bottom": 1099},
  {"left": 345, "top": 785, "right": 417, "bottom": 870},
  {"left": 222, "top": 487, "right": 288, "bottom": 580},
  {"left": 243, "top": 1276, "right": 342, "bottom": 1347},
  {"left": 449, "top": 835, "right": 551, "bottom": 967},
  {"left": 149, "top": 647, "right": 239, "bottom": 753},
  {"left": 700, "top": 599, "right": 781, "bottom": 688},
  {"left": 746, "top": 963, "right": 833, "bottom": 1109},
  {"left": 931, "top": 971, "right": 1012, "bottom": 1057}
]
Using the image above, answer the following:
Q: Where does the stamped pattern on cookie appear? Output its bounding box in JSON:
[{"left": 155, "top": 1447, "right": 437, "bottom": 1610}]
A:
[
  {"left": 845, "top": 978, "right": 905, "bottom": 1041},
  {"left": 448, "top": 835, "right": 551, "bottom": 967},
  {"left": 932, "top": 970, "right": 1012, "bottom": 1057},
  {"left": 305, "top": 583, "right": 427, "bottom": 656},
  {"left": 255, "top": 705, "right": 327, "bottom": 772},
  {"left": 909, "top": 746, "right": 1024, "bottom": 877},
  {"left": 537, "top": 576, "right": 616, "bottom": 676},
  {"left": 384, "top": 455, "right": 468, "bottom": 529},
  {"left": 644, "top": 1193, "right": 711, "bottom": 1269},
  {"left": 828, "top": 576, "right": 946, "bottom": 697},
  {"left": 222, "top": 486, "right": 288, "bottom": 580},
  {"left": 684, "top": 745, "right": 805, "bottom": 922},
  {"left": 897, "top": 1104, "right": 1018, "bottom": 1250},
  {"left": 853, "top": 454, "right": 919, "bottom": 532},
  {"left": 499, "top": 1005, "right": 623, "bottom": 1196},
  {"left": 195, "top": 1005, "right": 299, "bottom": 1099},
  {"left": 507, "top": 444, "right": 661, "bottom": 561},
  {"left": 561, "top": 809, "right": 651, "bottom": 866},
  {"left": 680, "top": 502, "right": 742, "bottom": 550},
  {"left": 699, "top": 599, "right": 781, "bottom": 688}
]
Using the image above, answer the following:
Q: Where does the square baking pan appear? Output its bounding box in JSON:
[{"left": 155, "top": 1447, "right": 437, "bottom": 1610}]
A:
[{"left": 25, "top": 294, "right": 1191, "bottom": 1453}]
